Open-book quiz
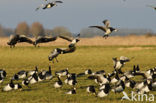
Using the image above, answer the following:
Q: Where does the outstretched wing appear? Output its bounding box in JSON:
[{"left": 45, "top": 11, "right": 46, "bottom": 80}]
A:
[
  {"left": 120, "top": 56, "right": 130, "bottom": 62},
  {"left": 18, "top": 35, "right": 34, "bottom": 44},
  {"left": 89, "top": 26, "right": 106, "bottom": 32},
  {"left": 54, "top": 1, "right": 63, "bottom": 3},
  {"left": 35, "top": 4, "right": 44, "bottom": 11},
  {"left": 59, "top": 35, "right": 73, "bottom": 42},
  {"left": 103, "top": 20, "right": 110, "bottom": 27}
]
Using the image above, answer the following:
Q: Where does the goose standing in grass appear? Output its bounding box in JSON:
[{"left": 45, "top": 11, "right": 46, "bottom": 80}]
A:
[
  {"left": 97, "top": 83, "right": 111, "bottom": 97},
  {"left": 3, "top": 80, "right": 15, "bottom": 92},
  {"left": 77, "top": 69, "right": 92, "bottom": 77},
  {"left": 36, "top": 1, "right": 63, "bottom": 11},
  {"left": 29, "top": 72, "right": 38, "bottom": 84},
  {"left": 86, "top": 85, "right": 96, "bottom": 95},
  {"left": 65, "top": 88, "right": 76, "bottom": 94},
  {"left": 14, "top": 83, "right": 22, "bottom": 90},
  {"left": 12, "top": 70, "right": 28, "bottom": 80},
  {"left": 54, "top": 76, "right": 63, "bottom": 88},
  {"left": 34, "top": 36, "right": 57, "bottom": 47},
  {"left": 44, "top": 66, "right": 53, "bottom": 80},
  {"left": 89, "top": 20, "right": 118, "bottom": 39}
]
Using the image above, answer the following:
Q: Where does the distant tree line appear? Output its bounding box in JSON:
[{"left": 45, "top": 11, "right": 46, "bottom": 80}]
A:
[
  {"left": 0, "top": 22, "right": 155, "bottom": 38},
  {"left": 0, "top": 22, "right": 72, "bottom": 38}
]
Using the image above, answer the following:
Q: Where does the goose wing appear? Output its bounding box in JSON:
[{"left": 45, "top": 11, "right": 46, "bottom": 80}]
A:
[
  {"left": 18, "top": 35, "right": 34, "bottom": 44},
  {"left": 59, "top": 35, "right": 73, "bottom": 42},
  {"left": 120, "top": 56, "right": 130, "bottom": 62},
  {"left": 35, "top": 4, "right": 45, "bottom": 11},
  {"left": 89, "top": 26, "right": 107, "bottom": 32},
  {"left": 103, "top": 20, "right": 110, "bottom": 27},
  {"left": 54, "top": 1, "right": 63, "bottom": 3}
]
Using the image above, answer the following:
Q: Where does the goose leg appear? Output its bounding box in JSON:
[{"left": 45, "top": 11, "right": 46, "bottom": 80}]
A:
[{"left": 55, "top": 57, "right": 59, "bottom": 62}]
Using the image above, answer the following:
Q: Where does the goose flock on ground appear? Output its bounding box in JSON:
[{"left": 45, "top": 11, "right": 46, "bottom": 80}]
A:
[
  {"left": 0, "top": 57, "right": 156, "bottom": 98},
  {"left": 2, "top": 0, "right": 156, "bottom": 100}
]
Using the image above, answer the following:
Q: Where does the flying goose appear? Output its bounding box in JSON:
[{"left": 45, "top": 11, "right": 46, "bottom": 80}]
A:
[
  {"left": 48, "top": 34, "right": 80, "bottom": 62},
  {"left": 34, "top": 36, "right": 57, "bottom": 47},
  {"left": 89, "top": 20, "right": 118, "bottom": 39},
  {"left": 112, "top": 56, "right": 130, "bottom": 72},
  {"left": 7, "top": 34, "right": 34, "bottom": 48},
  {"left": 36, "top": 1, "right": 63, "bottom": 11}
]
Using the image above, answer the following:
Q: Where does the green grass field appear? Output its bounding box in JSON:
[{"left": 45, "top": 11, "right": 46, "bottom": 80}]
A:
[{"left": 0, "top": 46, "right": 156, "bottom": 103}]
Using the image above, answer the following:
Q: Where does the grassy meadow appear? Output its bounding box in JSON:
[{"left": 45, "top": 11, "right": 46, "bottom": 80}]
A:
[{"left": 0, "top": 36, "right": 156, "bottom": 103}]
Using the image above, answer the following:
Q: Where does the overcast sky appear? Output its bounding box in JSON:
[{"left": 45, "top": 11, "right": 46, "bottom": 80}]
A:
[{"left": 0, "top": 0, "right": 156, "bottom": 33}]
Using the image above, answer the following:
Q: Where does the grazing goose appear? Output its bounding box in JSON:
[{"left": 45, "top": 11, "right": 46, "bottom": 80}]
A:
[
  {"left": 38, "top": 72, "right": 45, "bottom": 82},
  {"left": 112, "top": 56, "right": 130, "bottom": 72},
  {"left": 55, "top": 68, "right": 69, "bottom": 77},
  {"left": 94, "top": 74, "right": 110, "bottom": 85},
  {"left": 44, "top": 66, "right": 53, "bottom": 80},
  {"left": 22, "top": 79, "right": 30, "bottom": 88},
  {"left": 28, "top": 66, "right": 38, "bottom": 76},
  {"left": 3, "top": 80, "right": 15, "bottom": 92},
  {"left": 36, "top": 1, "right": 63, "bottom": 11},
  {"left": 125, "top": 79, "right": 136, "bottom": 89},
  {"left": 89, "top": 20, "right": 118, "bottom": 39},
  {"left": 0, "top": 69, "right": 7, "bottom": 78},
  {"left": 65, "top": 88, "right": 76, "bottom": 94},
  {"left": 134, "top": 80, "right": 149, "bottom": 90},
  {"left": 14, "top": 83, "right": 22, "bottom": 90},
  {"left": 34, "top": 36, "right": 57, "bottom": 47},
  {"left": 111, "top": 73, "right": 120, "bottom": 84},
  {"left": 54, "top": 76, "right": 63, "bottom": 88},
  {"left": 67, "top": 77, "right": 77, "bottom": 87},
  {"left": 112, "top": 80, "right": 125, "bottom": 93},
  {"left": 77, "top": 69, "right": 92, "bottom": 77},
  {"left": 29, "top": 72, "right": 38, "bottom": 84},
  {"left": 12, "top": 70, "right": 28, "bottom": 80},
  {"left": 86, "top": 85, "right": 96, "bottom": 95},
  {"left": 97, "top": 83, "right": 111, "bottom": 97}
]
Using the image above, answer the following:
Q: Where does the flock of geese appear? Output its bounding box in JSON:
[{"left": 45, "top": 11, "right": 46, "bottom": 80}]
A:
[
  {"left": 2, "top": 0, "right": 156, "bottom": 101},
  {"left": 0, "top": 56, "right": 156, "bottom": 98}
]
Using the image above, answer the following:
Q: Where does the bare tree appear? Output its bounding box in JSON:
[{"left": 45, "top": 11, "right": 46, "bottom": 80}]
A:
[
  {"left": 51, "top": 26, "right": 72, "bottom": 37},
  {"left": 30, "top": 22, "right": 44, "bottom": 39},
  {"left": 15, "top": 22, "right": 29, "bottom": 36}
]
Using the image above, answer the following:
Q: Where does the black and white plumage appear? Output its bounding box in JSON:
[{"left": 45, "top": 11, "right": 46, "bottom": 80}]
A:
[
  {"left": 2, "top": 80, "right": 15, "bottom": 92},
  {"left": 0, "top": 69, "right": 7, "bottom": 79},
  {"left": 55, "top": 68, "right": 69, "bottom": 77},
  {"left": 54, "top": 76, "right": 63, "bottom": 88},
  {"left": 65, "top": 88, "right": 76, "bottom": 94},
  {"left": 112, "top": 56, "right": 130, "bottom": 71},
  {"left": 138, "top": 82, "right": 153, "bottom": 94},
  {"left": 112, "top": 80, "right": 125, "bottom": 93},
  {"left": 89, "top": 20, "right": 118, "bottom": 39},
  {"left": 97, "top": 83, "right": 111, "bottom": 97},
  {"left": 94, "top": 74, "right": 110, "bottom": 86},
  {"left": 125, "top": 79, "right": 136, "bottom": 88},
  {"left": 0, "top": 75, "right": 4, "bottom": 84},
  {"left": 28, "top": 66, "right": 38, "bottom": 76},
  {"left": 134, "top": 80, "right": 149, "bottom": 90},
  {"left": 48, "top": 48, "right": 63, "bottom": 63},
  {"left": 7, "top": 34, "right": 34, "bottom": 48},
  {"left": 77, "top": 69, "right": 92, "bottom": 77},
  {"left": 29, "top": 72, "right": 38, "bottom": 84},
  {"left": 14, "top": 83, "right": 22, "bottom": 90},
  {"left": 12, "top": 70, "right": 27, "bottom": 80},
  {"left": 92, "top": 70, "right": 105, "bottom": 75},
  {"left": 44, "top": 66, "right": 53, "bottom": 80},
  {"left": 36, "top": 1, "right": 63, "bottom": 11},
  {"left": 34, "top": 36, "right": 57, "bottom": 47},
  {"left": 86, "top": 85, "right": 96, "bottom": 94},
  {"left": 48, "top": 34, "right": 80, "bottom": 62},
  {"left": 22, "top": 79, "right": 30, "bottom": 88},
  {"left": 111, "top": 73, "right": 120, "bottom": 84}
]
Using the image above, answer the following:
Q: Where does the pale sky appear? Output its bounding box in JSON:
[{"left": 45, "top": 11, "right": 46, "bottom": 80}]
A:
[{"left": 0, "top": 0, "right": 156, "bottom": 33}]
